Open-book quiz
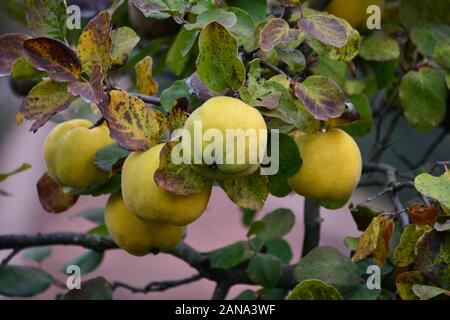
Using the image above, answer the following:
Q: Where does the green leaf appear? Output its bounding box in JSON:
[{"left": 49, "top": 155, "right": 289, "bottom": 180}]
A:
[
  {"left": 95, "top": 143, "right": 130, "bottom": 172},
  {"left": 394, "top": 224, "right": 429, "bottom": 267},
  {"left": 396, "top": 271, "right": 426, "bottom": 300},
  {"left": 0, "top": 265, "right": 53, "bottom": 297},
  {"left": 64, "top": 174, "right": 122, "bottom": 196},
  {"left": 26, "top": 0, "right": 68, "bottom": 40},
  {"left": 11, "top": 56, "right": 45, "bottom": 80},
  {"left": 311, "top": 56, "right": 346, "bottom": 87},
  {"left": 434, "top": 39, "right": 450, "bottom": 70},
  {"left": 258, "top": 208, "right": 295, "bottom": 241},
  {"left": 355, "top": 258, "right": 394, "bottom": 277},
  {"left": 319, "top": 194, "right": 350, "bottom": 210},
  {"left": 88, "top": 225, "right": 110, "bottom": 237},
  {"left": 222, "top": 174, "right": 269, "bottom": 211},
  {"left": 196, "top": 22, "right": 246, "bottom": 91},
  {"left": 166, "top": 28, "right": 199, "bottom": 76},
  {"left": 247, "top": 221, "right": 267, "bottom": 237},
  {"left": 132, "top": 0, "right": 190, "bottom": 19},
  {"left": 343, "top": 284, "right": 380, "bottom": 300},
  {"left": 359, "top": 32, "right": 400, "bottom": 61},
  {"left": 399, "top": 0, "right": 450, "bottom": 31},
  {"left": 110, "top": 27, "right": 140, "bottom": 67},
  {"left": 161, "top": 79, "right": 190, "bottom": 112},
  {"left": 415, "top": 171, "right": 450, "bottom": 211},
  {"left": 208, "top": 242, "right": 248, "bottom": 269},
  {"left": 23, "top": 247, "right": 52, "bottom": 263},
  {"left": 241, "top": 207, "right": 257, "bottom": 226},
  {"left": 410, "top": 24, "right": 450, "bottom": 57},
  {"left": 266, "top": 239, "right": 293, "bottom": 264},
  {"left": 0, "top": 163, "right": 31, "bottom": 183},
  {"left": 288, "top": 279, "right": 343, "bottom": 300},
  {"left": 343, "top": 236, "right": 360, "bottom": 251},
  {"left": 399, "top": 69, "right": 447, "bottom": 132},
  {"left": 276, "top": 46, "right": 306, "bottom": 73},
  {"left": 185, "top": 8, "right": 237, "bottom": 30},
  {"left": 61, "top": 250, "right": 104, "bottom": 275},
  {"left": 72, "top": 208, "right": 105, "bottom": 225},
  {"left": 0, "top": 33, "right": 30, "bottom": 77},
  {"left": 234, "top": 289, "right": 256, "bottom": 300},
  {"left": 226, "top": 0, "right": 267, "bottom": 24},
  {"left": 260, "top": 288, "right": 287, "bottom": 300},
  {"left": 342, "top": 94, "right": 373, "bottom": 137},
  {"left": 229, "top": 7, "right": 256, "bottom": 50},
  {"left": 246, "top": 254, "right": 282, "bottom": 288},
  {"left": 375, "top": 60, "right": 399, "bottom": 89},
  {"left": 295, "top": 246, "right": 361, "bottom": 294},
  {"left": 298, "top": 13, "right": 347, "bottom": 47},
  {"left": 61, "top": 277, "right": 113, "bottom": 300},
  {"left": 350, "top": 204, "right": 383, "bottom": 231}
]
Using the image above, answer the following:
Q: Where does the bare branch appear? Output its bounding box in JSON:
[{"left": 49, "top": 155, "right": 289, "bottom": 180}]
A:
[
  {"left": 0, "top": 249, "right": 20, "bottom": 270},
  {"left": 211, "top": 281, "right": 232, "bottom": 300},
  {"left": 301, "top": 198, "right": 321, "bottom": 258},
  {"left": 131, "top": 93, "right": 161, "bottom": 106},
  {"left": 112, "top": 274, "right": 202, "bottom": 294}
]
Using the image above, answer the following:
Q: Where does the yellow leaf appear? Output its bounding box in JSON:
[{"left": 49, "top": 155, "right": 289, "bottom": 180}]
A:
[{"left": 135, "top": 56, "right": 158, "bottom": 96}]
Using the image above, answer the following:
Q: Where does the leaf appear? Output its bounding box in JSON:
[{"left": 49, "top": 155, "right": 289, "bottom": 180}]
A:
[
  {"left": 434, "top": 39, "right": 450, "bottom": 70},
  {"left": 352, "top": 216, "right": 394, "bottom": 266},
  {"left": 399, "top": 0, "right": 450, "bottom": 31},
  {"left": 319, "top": 195, "right": 350, "bottom": 210},
  {"left": 311, "top": 56, "right": 346, "bottom": 86},
  {"left": 0, "top": 265, "right": 53, "bottom": 297},
  {"left": 258, "top": 208, "right": 295, "bottom": 241},
  {"left": 0, "top": 33, "right": 31, "bottom": 77},
  {"left": 414, "top": 171, "right": 450, "bottom": 211},
  {"left": 234, "top": 290, "right": 257, "bottom": 300},
  {"left": 61, "top": 250, "right": 104, "bottom": 275},
  {"left": 396, "top": 271, "right": 426, "bottom": 300},
  {"left": 208, "top": 242, "right": 248, "bottom": 269},
  {"left": 399, "top": 69, "right": 447, "bottom": 132},
  {"left": 410, "top": 24, "right": 450, "bottom": 57},
  {"left": 161, "top": 79, "right": 190, "bottom": 112},
  {"left": 64, "top": 174, "right": 121, "bottom": 197},
  {"left": 77, "top": 11, "right": 112, "bottom": 76},
  {"left": 259, "top": 18, "right": 299, "bottom": 51},
  {"left": 276, "top": 46, "right": 306, "bottom": 73},
  {"left": 407, "top": 204, "right": 440, "bottom": 226},
  {"left": 72, "top": 208, "right": 105, "bottom": 225},
  {"left": 196, "top": 22, "right": 246, "bottom": 91},
  {"left": 166, "top": 28, "right": 199, "bottom": 76},
  {"left": 169, "top": 102, "right": 189, "bottom": 131},
  {"left": 343, "top": 284, "right": 380, "bottom": 300},
  {"left": 343, "top": 236, "right": 359, "bottom": 251},
  {"left": 241, "top": 207, "right": 257, "bottom": 226},
  {"left": 154, "top": 140, "right": 212, "bottom": 196},
  {"left": 101, "top": 90, "right": 169, "bottom": 152},
  {"left": 294, "top": 75, "right": 345, "bottom": 121},
  {"left": 295, "top": 246, "right": 361, "bottom": 294},
  {"left": 393, "top": 224, "right": 429, "bottom": 267},
  {"left": 25, "top": 0, "right": 68, "bottom": 40},
  {"left": 417, "top": 230, "right": 450, "bottom": 289},
  {"left": 288, "top": 279, "right": 343, "bottom": 300},
  {"left": 23, "top": 247, "right": 52, "bottom": 263},
  {"left": 222, "top": 174, "right": 269, "bottom": 211},
  {"left": 298, "top": 14, "right": 347, "bottom": 48},
  {"left": 266, "top": 239, "right": 292, "bottom": 264},
  {"left": 247, "top": 221, "right": 267, "bottom": 237},
  {"left": 246, "top": 254, "right": 282, "bottom": 288},
  {"left": 36, "top": 173, "right": 79, "bottom": 213},
  {"left": 11, "top": 56, "right": 45, "bottom": 80},
  {"left": 0, "top": 163, "right": 31, "bottom": 183},
  {"left": 342, "top": 94, "right": 373, "bottom": 137},
  {"left": 229, "top": 7, "right": 256, "bottom": 50},
  {"left": 94, "top": 143, "right": 130, "bottom": 172},
  {"left": 135, "top": 56, "right": 158, "bottom": 96},
  {"left": 226, "top": 0, "right": 267, "bottom": 24},
  {"left": 110, "top": 27, "right": 140, "bottom": 67},
  {"left": 267, "top": 132, "right": 302, "bottom": 197},
  {"left": 17, "top": 80, "right": 76, "bottom": 132},
  {"left": 88, "top": 225, "right": 110, "bottom": 237},
  {"left": 412, "top": 284, "right": 450, "bottom": 300},
  {"left": 359, "top": 32, "right": 400, "bottom": 61},
  {"left": 350, "top": 204, "right": 383, "bottom": 231},
  {"left": 185, "top": 8, "right": 237, "bottom": 30},
  {"left": 68, "top": 64, "right": 104, "bottom": 104},
  {"left": 61, "top": 277, "right": 113, "bottom": 300}
]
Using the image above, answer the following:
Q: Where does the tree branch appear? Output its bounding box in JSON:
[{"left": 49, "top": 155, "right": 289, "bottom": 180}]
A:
[
  {"left": 0, "top": 249, "right": 20, "bottom": 270},
  {"left": 112, "top": 274, "right": 202, "bottom": 294},
  {"left": 301, "top": 198, "right": 321, "bottom": 258},
  {"left": 211, "top": 281, "right": 232, "bottom": 300},
  {"left": 132, "top": 93, "right": 161, "bottom": 106}
]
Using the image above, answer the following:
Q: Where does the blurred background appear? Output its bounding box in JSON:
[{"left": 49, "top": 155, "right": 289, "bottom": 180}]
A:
[{"left": 0, "top": 2, "right": 448, "bottom": 300}]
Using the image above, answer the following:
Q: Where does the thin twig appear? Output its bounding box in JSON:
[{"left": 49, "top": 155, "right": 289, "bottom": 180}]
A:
[
  {"left": 132, "top": 93, "right": 162, "bottom": 105},
  {"left": 0, "top": 249, "right": 20, "bottom": 270},
  {"left": 112, "top": 274, "right": 202, "bottom": 294}
]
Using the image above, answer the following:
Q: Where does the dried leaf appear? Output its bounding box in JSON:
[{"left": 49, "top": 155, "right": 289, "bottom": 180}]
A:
[
  {"left": 68, "top": 64, "right": 104, "bottom": 104},
  {"left": 168, "top": 100, "right": 189, "bottom": 131},
  {"left": 222, "top": 174, "right": 269, "bottom": 211},
  {"left": 154, "top": 141, "right": 212, "bottom": 196},
  {"left": 294, "top": 75, "right": 346, "bottom": 121},
  {"left": 17, "top": 80, "right": 76, "bottom": 132},
  {"left": 298, "top": 14, "right": 347, "bottom": 48},
  {"left": 101, "top": 90, "right": 169, "bottom": 151},
  {"left": 0, "top": 33, "right": 31, "bottom": 77},
  {"left": 259, "top": 18, "right": 300, "bottom": 51},
  {"left": 352, "top": 216, "right": 394, "bottom": 266},
  {"left": 37, "top": 173, "right": 79, "bottom": 213},
  {"left": 408, "top": 203, "right": 440, "bottom": 226},
  {"left": 77, "top": 11, "right": 112, "bottom": 76},
  {"left": 135, "top": 56, "right": 158, "bottom": 96},
  {"left": 23, "top": 37, "right": 81, "bottom": 82}
]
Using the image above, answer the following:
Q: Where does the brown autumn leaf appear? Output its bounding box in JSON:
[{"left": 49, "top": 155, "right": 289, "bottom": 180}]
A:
[
  {"left": 17, "top": 80, "right": 76, "bottom": 132},
  {"left": 68, "top": 64, "right": 104, "bottom": 104},
  {"left": 169, "top": 98, "right": 189, "bottom": 132},
  {"left": 352, "top": 216, "right": 394, "bottom": 266},
  {"left": 100, "top": 90, "right": 169, "bottom": 151},
  {"left": 135, "top": 56, "right": 158, "bottom": 96},
  {"left": 23, "top": 37, "right": 82, "bottom": 82},
  {"left": 37, "top": 173, "right": 79, "bottom": 213},
  {"left": 0, "top": 33, "right": 31, "bottom": 77},
  {"left": 77, "top": 11, "right": 112, "bottom": 76},
  {"left": 408, "top": 203, "right": 440, "bottom": 226}
]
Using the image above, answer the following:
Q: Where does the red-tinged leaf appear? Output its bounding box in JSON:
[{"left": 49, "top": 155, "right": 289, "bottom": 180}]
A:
[
  {"left": 408, "top": 203, "right": 440, "bottom": 226},
  {"left": 259, "top": 18, "right": 300, "bottom": 51},
  {"left": 294, "top": 76, "right": 345, "bottom": 120},
  {"left": 154, "top": 140, "right": 212, "bottom": 196},
  {"left": 17, "top": 80, "right": 76, "bottom": 132},
  {"left": 37, "top": 173, "right": 79, "bottom": 213},
  {"left": 352, "top": 216, "right": 394, "bottom": 266},
  {"left": 298, "top": 14, "right": 347, "bottom": 48},
  {"left": 100, "top": 90, "right": 169, "bottom": 151},
  {"left": 222, "top": 174, "right": 269, "bottom": 211},
  {"left": 68, "top": 64, "right": 104, "bottom": 104},
  {"left": 77, "top": 11, "right": 112, "bottom": 76},
  {"left": 23, "top": 37, "right": 81, "bottom": 82},
  {"left": 0, "top": 33, "right": 31, "bottom": 77},
  {"left": 135, "top": 56, "right": 158, "bottom": 96}
]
